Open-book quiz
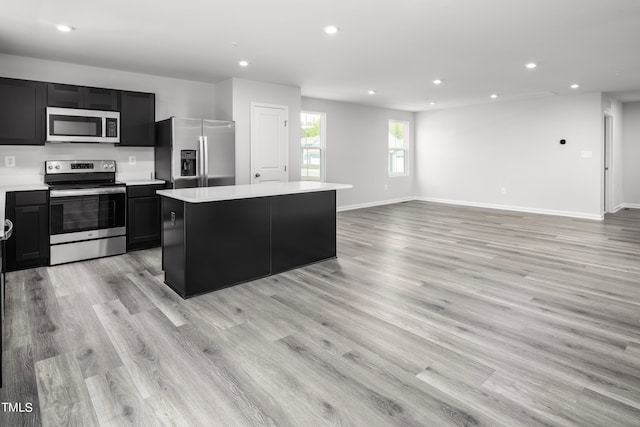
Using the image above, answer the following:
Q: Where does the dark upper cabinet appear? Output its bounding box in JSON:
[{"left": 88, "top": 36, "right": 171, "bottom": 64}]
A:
[
  {"left": 127, "top": 184, "right": 164, "bottom": 250},
  {"left": 120, "top": 91, "right": 155, "bottom": 146},
  {"left": 47, "top": 83, "right": 120, "bottom": 111},
  {"left": 5, "top": 190, "right": 50, "bottom": 272},
  {"left": 0, "top": 78, "right": 46, "bottom": 145}
]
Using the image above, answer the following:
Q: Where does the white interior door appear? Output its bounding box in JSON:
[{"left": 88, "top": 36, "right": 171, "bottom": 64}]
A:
[{"left": 251, "top": 103, "right": 288, "bottom": 183}]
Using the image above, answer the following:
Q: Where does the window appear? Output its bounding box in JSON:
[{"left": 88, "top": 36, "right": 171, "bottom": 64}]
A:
[
  {"left": 301, "top": 111, "right": 326, "bottom": 181},
  {"left": 388, "top": 120, "right": 409, "bottom": 176}
]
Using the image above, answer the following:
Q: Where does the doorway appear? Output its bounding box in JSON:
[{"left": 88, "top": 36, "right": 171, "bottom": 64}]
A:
[{"left": 250, "top": 103, "right": 289, "bottom": 183}]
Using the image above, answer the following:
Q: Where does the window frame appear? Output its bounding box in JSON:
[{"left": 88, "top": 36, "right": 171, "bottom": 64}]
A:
[
  {"left": 388, "top": 119, "right": 410, "bottom": 177},
  {"left": 300, "top": 110, "right": 327, "bottom": 182}
]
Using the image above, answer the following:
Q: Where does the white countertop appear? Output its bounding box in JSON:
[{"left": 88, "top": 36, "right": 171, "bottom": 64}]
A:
[
  {"left": 0, "top": 183, "right": 49, "bottom": 192},
  {"left": 120, "top": 179, "right": 166, "bottom": 186},
  {"left": 157, "top": 181, "right": 352, "bottom": 203},
  {"left": 0, "top": 179, "right": 167, "bottom": 239}
]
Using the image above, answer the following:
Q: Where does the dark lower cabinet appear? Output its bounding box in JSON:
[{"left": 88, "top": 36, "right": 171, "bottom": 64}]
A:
[
  {"left": 1, "top": 237, "right": 4, "bottom": 387},
  {"left": 161, "top": 190, "right": 337, "bottom": 298},
  {"left": 0, "top": 78, "right": 46, "bottom": 145},
  {"left": 162, "top": 197, "right": 272, "bottom": 298},
  {"left": 127, "top": 184, "right": 164, "bottom": 251},
  {"left": 271, "top": 191, "right": 336, "bottom": 274},
  {"left": 5, "top": 191, "right": 50, "bottom": 271}
]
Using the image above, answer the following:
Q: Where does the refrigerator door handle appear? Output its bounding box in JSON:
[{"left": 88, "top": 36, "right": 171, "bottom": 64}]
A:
[
  {"left": 203, "top": 136, "right": 209, "bottom": 178},
  {"left": 198, "top": 136, "right": 204, "bottom": 182}
]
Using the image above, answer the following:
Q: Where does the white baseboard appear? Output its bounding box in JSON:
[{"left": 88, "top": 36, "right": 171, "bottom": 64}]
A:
[
  {"left": 413, "top": 197, "right": 604, "bottom": 221},
  {"left": 337, "top": 195, "right": 622, "bottom": 221},
  {"left": 621, "top": 203, "right": 640, "bottom": 209},
  {"left": 337, "top": 197, "right": 414, "bottom": 212}
]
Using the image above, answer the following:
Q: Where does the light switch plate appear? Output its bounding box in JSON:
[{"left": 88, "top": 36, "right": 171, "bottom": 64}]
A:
[
  {"left": 129, "top": 156, "right": 136, "bottom": 165},
  {"left": 5, "top": 155, "right": 16, "bottom": 167}
]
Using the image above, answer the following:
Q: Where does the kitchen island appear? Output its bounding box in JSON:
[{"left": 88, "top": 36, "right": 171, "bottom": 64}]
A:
[{"left": 157, "top": 181, "right": 351, "bottom": 298}]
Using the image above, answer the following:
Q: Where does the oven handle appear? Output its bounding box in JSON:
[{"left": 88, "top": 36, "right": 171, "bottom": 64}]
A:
[{"left": 50, "top": 187, "right": 126, "bottom": 198}]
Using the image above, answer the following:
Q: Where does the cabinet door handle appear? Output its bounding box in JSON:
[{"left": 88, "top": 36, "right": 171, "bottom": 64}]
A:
[{"left": 3, "top": 219, "right": 13, "bottom": 240}]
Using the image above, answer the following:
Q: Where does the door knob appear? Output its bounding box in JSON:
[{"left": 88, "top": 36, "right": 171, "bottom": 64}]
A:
[{"left": 255, "top": 173, "right": 261, "bottom": 178}]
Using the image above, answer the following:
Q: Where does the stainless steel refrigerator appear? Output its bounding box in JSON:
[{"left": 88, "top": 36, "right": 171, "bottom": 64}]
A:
[{"left": 155, "top": 117, "right": 235, "bottom": 188}]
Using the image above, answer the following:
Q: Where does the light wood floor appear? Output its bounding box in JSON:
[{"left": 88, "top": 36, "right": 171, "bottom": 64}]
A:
[{"left": 2, "top": 201, "right": 640, "bottom": 426}]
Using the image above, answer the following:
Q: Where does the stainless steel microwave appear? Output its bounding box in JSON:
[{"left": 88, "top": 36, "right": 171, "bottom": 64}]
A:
[{"left": 46, "top": 107, "right": 120, "bottom": 143}]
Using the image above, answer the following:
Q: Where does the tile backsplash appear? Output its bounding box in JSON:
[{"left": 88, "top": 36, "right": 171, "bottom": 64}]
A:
[{"left": 0, "top": 144, "right": 155, "bottom": 185}]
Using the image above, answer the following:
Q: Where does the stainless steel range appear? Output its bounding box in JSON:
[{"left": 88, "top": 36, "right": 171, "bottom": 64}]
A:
[{"left": 45, "top": 160, "right": 126, "bottom": 265}]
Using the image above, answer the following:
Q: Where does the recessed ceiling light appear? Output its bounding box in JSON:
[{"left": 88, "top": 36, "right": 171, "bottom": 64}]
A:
[
  {"left": 430, "top": 101, "right": 436, "bottom": 105},
  {"left": 368, "top": 90, "right": 376, "bottom": 95},
  {"left": 238, "top": 60, "right": 249, "bottom": 67},
  {"left": 570, "top": 83, "right": 580, "bottom": 89},
  {"left": 525, "top": 62, "right": 537, "bottom": 69},
  {"left": 490, "top": 94, "right": 498, "bottom": 99},
  {"left": 324, "top": 25, "right": 339, "bottom": 35},
  {"left": 56, "top": 24, "right": 74, "bottom": 32},
  {"left": 432, "top": 79, "right": 442, "bottom": 85}
]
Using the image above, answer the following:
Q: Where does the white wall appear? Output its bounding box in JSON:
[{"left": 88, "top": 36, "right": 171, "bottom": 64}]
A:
[
  {"left": 0, "top": 53, "right": 216, "bottom": 183},
  {"left": 415, "top": 93, "right": 604, "bottom": 219},
  {"left": 622, "top": 102, "right": 640, "bottom": 207},
  {"left": 301, "top": 97, "right": 414, "bottom": 209},
  {"left": 231, "top": 78, "right": 301, "bottom": 185},
  {"left": 214, "top": 79, "right": 233, "bottom": 121}
]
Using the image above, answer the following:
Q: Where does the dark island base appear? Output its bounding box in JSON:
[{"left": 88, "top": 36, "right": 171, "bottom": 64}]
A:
[{"left": 161, "top": 190, "right": 337, "bottom": 298}]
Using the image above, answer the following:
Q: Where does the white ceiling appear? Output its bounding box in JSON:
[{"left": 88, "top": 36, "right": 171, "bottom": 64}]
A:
[{"left": 2, "top": 0, "right": 640, "bottom": 111}]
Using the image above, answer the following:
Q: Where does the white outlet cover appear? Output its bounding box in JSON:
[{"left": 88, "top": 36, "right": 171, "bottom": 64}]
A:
[
  {"left": 581, "top": 151, "right": 593, "bottom": 158},
  {"left": 5, "top": 155, "right": 16, "bottom": 167},
  {"left": 128, "top": 156, "right": 136, "bottom": 165}
]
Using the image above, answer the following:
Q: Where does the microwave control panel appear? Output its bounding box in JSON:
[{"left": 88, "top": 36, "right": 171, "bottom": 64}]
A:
[{"left": 106, "top": 118, "right": 118, "bottom": 137}]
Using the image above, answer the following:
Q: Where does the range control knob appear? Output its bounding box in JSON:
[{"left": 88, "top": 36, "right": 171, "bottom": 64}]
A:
[
  {"left": 55, "top": 165, "right": 60, "bottom": 170},
  {"left": 47, "top": 165, "right": 53, "bottom": 170}
]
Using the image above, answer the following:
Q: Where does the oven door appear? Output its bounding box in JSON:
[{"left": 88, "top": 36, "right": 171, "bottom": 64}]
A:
[{"left": 49, "top": 187, "right": 126, "bottom": 244}]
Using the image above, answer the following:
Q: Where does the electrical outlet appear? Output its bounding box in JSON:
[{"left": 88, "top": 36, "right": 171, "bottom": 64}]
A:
[
  {"left": 384, "top": 184, "right": 388, "bottom": 190},
  {"left": 501, "top": 187, "right": 507, "bottom": 195},
  {"left": 5, "top": 155, "right": 16, "bottom": 167},
  {"left": 128, "top": 156, "right": 136, "bottom": 165}
]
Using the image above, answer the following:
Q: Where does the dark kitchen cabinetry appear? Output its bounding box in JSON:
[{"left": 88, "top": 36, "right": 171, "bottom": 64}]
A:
[
  {"left": 120, "top": 91, "right": 155, "bottom": 146},
  {"left": 162, "top": 196, "right": 272, "bottom": 298},
  {"left": 5, "top": 190, "right": 50, "bottom": 272},
  {"left": 160, "top": 190, "right": 337, "bottom": 298},
  {"left": 0, "top": 77, "right": 46, "bottom": 146},
  {"left": 1, "top": 76, "right": 155, "bottom": 146},
  {"left": 47, "top": 83, "right": 120, "bottom": 111},
  {"left": 271, "top": 191, "right": 336, "bottom": 274},
  {"left": 127, "top": 184, "right": 164, "bottom": 251}
]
